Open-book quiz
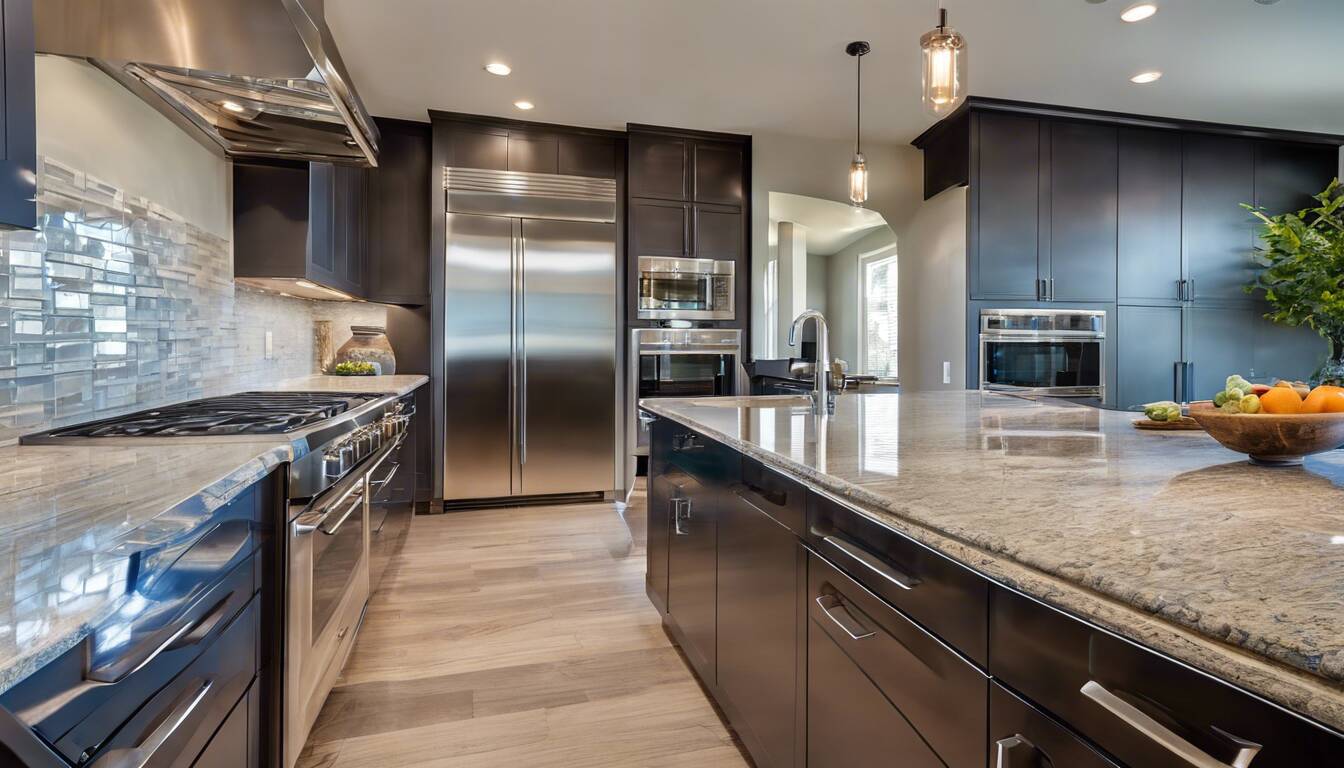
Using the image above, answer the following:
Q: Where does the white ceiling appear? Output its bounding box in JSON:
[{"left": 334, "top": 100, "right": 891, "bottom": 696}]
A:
[
  {"left": 326, "top": 0, "right": 1344, "bottom": 145},
  {"left": 768, "top": 192, "right": 890, "bottom": 256}
]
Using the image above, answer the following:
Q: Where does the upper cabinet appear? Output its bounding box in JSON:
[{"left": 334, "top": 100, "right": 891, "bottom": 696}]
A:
[
  {"left": 1117, "top": 128, "right": 1183, "bottom": 303},
  {"left": 441, "top": 119, "right": 618, "bottom": 179},
  {"left": 1047, "top": 121, "right": 1117, "bottom": 303},
  {"left": 1181, "top": 133, "right": 1256, "bottom": 305},
  {"left": 693, "top": 142, "right": 745, "bottom": 205},
  {"left": 0, "top": 0, "right": 35, "bottom": 230},
  {"left": 971, "top": 112, "right": 1041, "bottom": 301},
  {"left": 629, "top": 134, "right": 688, "bottom": 200},
  {"left": 366, "top": 117, "right": 432, "bottom": 306}
]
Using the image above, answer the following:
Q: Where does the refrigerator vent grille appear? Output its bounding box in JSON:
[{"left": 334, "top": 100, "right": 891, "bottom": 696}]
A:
[{"left": 444, "top": 167, "right": 616, "bottom": 202}]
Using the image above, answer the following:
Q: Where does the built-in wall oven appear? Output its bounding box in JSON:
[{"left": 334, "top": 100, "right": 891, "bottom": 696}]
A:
[
  {"left": 629, "top": 328, "right": 741, "bottom": 459},
  {"left": 979, "top": 309, "right": 1105, "bottom": 398},
  {"left": 637, "top": 256, "right": 735, "bottom": 320}
]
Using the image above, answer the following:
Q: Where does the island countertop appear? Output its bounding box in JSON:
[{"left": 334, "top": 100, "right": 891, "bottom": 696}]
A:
[{"left": 640, "top": 390, "right": 1344, "bottom": 731}]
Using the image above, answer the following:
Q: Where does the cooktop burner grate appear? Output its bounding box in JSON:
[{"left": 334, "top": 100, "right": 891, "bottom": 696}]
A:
[{"left": 41, "top": 392, "right": 383, "bottom": 437}]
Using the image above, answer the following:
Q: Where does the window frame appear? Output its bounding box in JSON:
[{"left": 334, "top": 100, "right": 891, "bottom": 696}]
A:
[{"left": 857, "top": 246, "right": 899, "bottom": 379}]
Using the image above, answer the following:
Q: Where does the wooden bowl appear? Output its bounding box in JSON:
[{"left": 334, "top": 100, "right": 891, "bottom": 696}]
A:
[{"left": 1188, "top": 410, "right": 1344, "bottom": 465}]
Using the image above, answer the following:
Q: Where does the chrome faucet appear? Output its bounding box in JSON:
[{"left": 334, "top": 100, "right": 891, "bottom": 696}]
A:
[{"left": 788, "top": 309, "right": 834, "bottom": 415}]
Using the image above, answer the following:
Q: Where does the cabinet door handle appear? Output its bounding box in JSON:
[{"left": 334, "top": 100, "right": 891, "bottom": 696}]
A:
[
  {"left": 996, "top": 735, "right": 1044, "bottom": 768},
  {"left": 1185, "top": 361, "right": 1195, "bottom": 403},
  {"left": 672, "top": 498, "right": 692, "bottom": 535},
  {"left": 1048, "top": 277, "right": 1055, "bottom": 301},
  {"left": 821, "top": 534, "right": 920, "bottom": 591},
  {"left": 1036, "top": 278, "right": 1046, "bottom": 301},
  {"left": 1187, "top": 277, "right": 1196, "bottom": 301},
  {"left": 92, "top": 679, "right": 213, "bottom": 767},
  {"left": 814, "top": 593, "right": 875, "bottom": 641},
  {"left": 1174, "top": 361, "right": 1184, "bottom": 404},
  {"left": 1080, "top": 681, "right": 1262, "bottom": 768}
]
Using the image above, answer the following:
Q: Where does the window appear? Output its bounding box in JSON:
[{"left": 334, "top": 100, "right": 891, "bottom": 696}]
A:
[{"left": 860, "top": 252, "right": 898, "bottom": 378}]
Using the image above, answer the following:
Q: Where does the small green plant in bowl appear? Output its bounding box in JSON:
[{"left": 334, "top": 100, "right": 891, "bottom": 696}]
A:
[{"left": 332, "top": 361, "right": 377, "bottom": 376}]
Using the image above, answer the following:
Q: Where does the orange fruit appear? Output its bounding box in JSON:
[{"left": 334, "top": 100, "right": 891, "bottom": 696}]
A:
[
  {"left": 1259, "top": 386, "right": 1304, "bottom": 414},
  {"left": 1302, "top": 385, "right": 1343, "bottom": 413},
  {"left": 1325, "top": 394, "right": 1344, "bottom": 414}
]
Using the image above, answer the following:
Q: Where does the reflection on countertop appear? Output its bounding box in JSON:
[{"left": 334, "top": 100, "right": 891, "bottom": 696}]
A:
[{"left": 640, "top": 390, "right": 1344, "bottom": 731}]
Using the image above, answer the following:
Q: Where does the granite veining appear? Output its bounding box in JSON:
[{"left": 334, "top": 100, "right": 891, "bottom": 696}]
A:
[{"left": 642, "top": 391, "right": 1344, "bottom": 730}]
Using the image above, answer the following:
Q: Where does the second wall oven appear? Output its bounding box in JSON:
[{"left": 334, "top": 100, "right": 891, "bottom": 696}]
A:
[{"left": 979, "top": 309, "right": 1105, "bottom": 398}]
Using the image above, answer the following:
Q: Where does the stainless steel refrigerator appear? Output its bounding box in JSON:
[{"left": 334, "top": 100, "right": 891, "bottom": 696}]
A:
[{"left": 442, "top": 167, "right": 619, "bottom": 501}]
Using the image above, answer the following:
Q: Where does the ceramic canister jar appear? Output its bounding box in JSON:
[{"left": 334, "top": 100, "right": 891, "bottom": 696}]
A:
[{"left": 334, "top": 325, "right": 397, "bottom": 375}]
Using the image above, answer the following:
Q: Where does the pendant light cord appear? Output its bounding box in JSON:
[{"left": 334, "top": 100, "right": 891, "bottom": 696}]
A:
[{"left": 855, "top": 52, "right": 862, "bottom": 154}]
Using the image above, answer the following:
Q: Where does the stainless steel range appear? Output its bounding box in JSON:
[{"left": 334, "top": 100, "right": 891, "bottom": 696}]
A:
[{"left": 23, "top": 389, "right": 415, "bottom": 768}]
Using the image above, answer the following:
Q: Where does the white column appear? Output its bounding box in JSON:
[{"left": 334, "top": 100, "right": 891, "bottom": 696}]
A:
[{"left": 776, "top": 221, "right": 809, "bottom": 353}]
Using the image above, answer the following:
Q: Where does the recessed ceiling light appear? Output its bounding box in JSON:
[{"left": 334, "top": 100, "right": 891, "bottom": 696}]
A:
[
  {"left": 484, "top": 62, "right": 512, "bottom": 76},
  {"left": 1130, "top": 70, "right": 1162, "bottom": 84},
  {"left": 220, "top": 100, "right": 246, "bottom": 113},
  {"left": 1120, "top": 3, "right": 1158, "bottom": 21},
  {"left": 514, "top": 100, "right": 535, "bottom": 110}
]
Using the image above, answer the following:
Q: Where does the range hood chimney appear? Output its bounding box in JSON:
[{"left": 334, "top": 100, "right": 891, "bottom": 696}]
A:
[{"left": 35, "top": 0, "right": 380, "bottom": 166}]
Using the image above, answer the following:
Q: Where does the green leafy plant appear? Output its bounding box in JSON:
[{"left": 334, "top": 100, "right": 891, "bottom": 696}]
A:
[
  {"left": 1243, "top": 178, "right": 1344, "bottom": 384},
  {"left": 332, "top": 361, "right": 377, "bottom": 376}
]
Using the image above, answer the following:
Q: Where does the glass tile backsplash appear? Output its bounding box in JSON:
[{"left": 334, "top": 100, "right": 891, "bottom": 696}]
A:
[{"left": 0, "top": 156, "right": 385, "bottom": 445}]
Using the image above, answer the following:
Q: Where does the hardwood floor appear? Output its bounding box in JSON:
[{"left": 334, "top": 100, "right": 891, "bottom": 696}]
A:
[{"left": 297, "top": 484, "right": 752, "bottom": 768}]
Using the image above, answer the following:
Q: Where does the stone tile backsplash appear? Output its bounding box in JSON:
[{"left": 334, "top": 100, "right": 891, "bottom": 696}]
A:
[{"left": 0, "top": 156, "right": 385, "bottom": 445}]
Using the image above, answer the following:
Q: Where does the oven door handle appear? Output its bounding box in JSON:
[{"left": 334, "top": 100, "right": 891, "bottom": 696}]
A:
[{"left": 319, "top": 484, "right": 365, "bottom": 536}]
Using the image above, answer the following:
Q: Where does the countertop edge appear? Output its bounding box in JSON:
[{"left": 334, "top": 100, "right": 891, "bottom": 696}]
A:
[
  {"left": 0, "top": 443, "right": 293, "bottom": 697},
  {"left": 640, "top": 399, "right": 1344, "bottom": 733}
]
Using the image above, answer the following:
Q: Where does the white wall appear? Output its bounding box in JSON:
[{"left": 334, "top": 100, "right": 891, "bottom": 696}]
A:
[
  {"left": 35, "top": 56, "right": 231, "bottom": 238},
  {"left": 827, "top": 226, "right": 897, "bottom": 372},
  {"left": 750, "top": 132, "right": 922, "bottom": 359},
  {"left": 898, "top": 186, "right": 968, "bottom": 391}
]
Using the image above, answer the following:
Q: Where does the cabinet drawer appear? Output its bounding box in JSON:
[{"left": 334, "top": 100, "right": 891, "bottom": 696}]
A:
[
  {"left": 808, "top": 553, "right": 987, "bottom": 768},
  {"left": 658, "top": 420, "right": 735, "bottom": 485},
  {"left": 991, "top": 585, "right": 1344, "bottom": 768},
  {"left": 81, "top": 597, "right": 257, "bottom": 768},
  {"left": 3, "top": 551, "right": 257, "bottom": 761},
  {"left": 990, "top": 682, "right": 1121, "bottom": 768},
  {"left": 806, "top": 492, "right": 990, "bottom": 666},
  {"left": 191, "top": 678, "right": 254, "bottom": 768},
  {"left": 736, "top": 455, "right": 805, "bottom": 534}
]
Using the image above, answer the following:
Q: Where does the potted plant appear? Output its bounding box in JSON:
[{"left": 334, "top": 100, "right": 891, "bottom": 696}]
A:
[{"left": 1243, "top": 178, "right": 1344, "bottom": 385}]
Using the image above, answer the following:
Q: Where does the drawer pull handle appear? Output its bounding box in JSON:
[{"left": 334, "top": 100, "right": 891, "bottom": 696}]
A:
[
  {"left": 996, "top": 735, "right": 1044, "bottom": 768},
  {"left": 86, "top": 591, "right": 235, "bottom": 684},
  {"left": 821, "top": 534, "right": 920, "bottom": 591},
  {"left": 93, "top": 679, "right": 213, "bottom": 767},
  {"left": 815, "top": 593, "right": 875, "bottom": 641},
  {"left": 1080, "top": 681, "right": 1261, "bottom": 768}
]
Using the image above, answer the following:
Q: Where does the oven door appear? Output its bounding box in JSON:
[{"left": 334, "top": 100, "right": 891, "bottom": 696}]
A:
[
  {"left": 285, "top": 476, "right": 370, "bottom": 765},
  {"left": 634, "top": 351, "right": 736, "bottom": 453},
  {"left": 980, "top": 336, "right": 1103, "bottom": 396},
  {"left": 637, "top": 257, "right": 734, "bottom": 320}
]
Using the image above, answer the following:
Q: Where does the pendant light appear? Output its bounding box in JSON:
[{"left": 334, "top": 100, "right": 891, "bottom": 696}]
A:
[
  {"left": 920, "top": 5, "right": 967, "bottom": 116},
  {"left": 846, "top": 41, "right": 870, "bottom": 206}
]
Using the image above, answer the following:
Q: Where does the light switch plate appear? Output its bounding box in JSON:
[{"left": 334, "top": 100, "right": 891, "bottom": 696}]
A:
[
  {"left": 943, "top": 361, "right": 952, "bottom": 385},
  {"left": 265, "top": 331, "right": 274, "bottom": 359}
]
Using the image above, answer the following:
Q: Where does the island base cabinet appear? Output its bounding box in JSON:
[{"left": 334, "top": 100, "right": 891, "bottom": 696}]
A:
[
  {"left": 716, "top": 488, "right": 800, "bottom": 768},
  {"left": 990, "top": 683, "right": 1122, "bottom": 768},
  {"left": 806, "top": 618, "right": 944, "bottom": 768},
  {"left": 665, "top": 469, "right": 717, "bottom": 685}
]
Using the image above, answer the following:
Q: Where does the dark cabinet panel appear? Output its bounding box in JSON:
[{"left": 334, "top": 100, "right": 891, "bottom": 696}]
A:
[
  {"left": 0, "top": 0, "right": 35, "bottom": 230},
  {"left": 1254, "top": 141, "right": 1338, "bottom": 217},
  {"left": 448, "top": 127, "right": 508, "bottom": 170},
  {"left": 806, "top": 617, "right": 945, "bottom": 768},
  {"left": 1118, "top": 128, "right": 1184, "bottom": 303},
  {"left": 989, "top": 683, "right": 1121, "bottom": 768},
  {"left": 717, "top": 490, "right": 799, "bottom": 768},
  {"left": 666, "top": 466, "right": 716, "bottom": 683},
  {"left": 366, "top": 118, "right": 431, "bottom": 305},
  {"left": 558, "top": 135, "right": 616, "bottom": 178},
  {"left": 1116, "top": 305, "right": 1183, "bottom": 410},
  {"left": 1255, "top": 316, "right": 1329, "bottom": 385},
  {"left": 693, "top": 141, "right": 745, "bottom": 205},
  {"left": 1049, "top": 122, "right": 1118, "bottom": 302},
  {"left": 1183, "top": 134, "right": 1256, "bottom": 304},
  {"left": 694, "top": 204, "right": 742, "bottom": 261},
  {"left": 974, "top": 112, "right": 1042, "bottom": 300},
  {"left": 631, "top": 200, "right": 689, "bottom": 257},
  {"left": 629, "top": 133, "right": 688, "bottom": 200},
  {"left": 507, "top": 134, "right": 559, "bottom": 174},
  {"left": 233, "top": 162, "right": 309, "bottom": 279},
  {"left": 646, "top": 459, "right": 674, "bottom": 614},
  {"left": 193, "top": 681, "right": 255, "bottom": 768},
  {"left": 1187, "top": 304, "right": 1261, "bottom": 397}
]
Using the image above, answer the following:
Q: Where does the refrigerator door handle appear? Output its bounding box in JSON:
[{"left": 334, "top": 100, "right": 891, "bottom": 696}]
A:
[{"left": 519, "top": 233, "right": 528, "bottom": 467}]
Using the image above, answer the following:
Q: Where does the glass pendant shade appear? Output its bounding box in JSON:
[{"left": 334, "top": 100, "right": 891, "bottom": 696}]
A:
[
  {"left": 920, "top": 9, "right": 967, "bottom": 116},
  {"left": 849, "top": 153, "right": 868, "bottom": 205}
]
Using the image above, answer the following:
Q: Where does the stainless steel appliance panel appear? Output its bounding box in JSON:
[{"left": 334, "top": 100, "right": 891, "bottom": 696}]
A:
[
  {"left": 519, "top": 218, "right": 617, "bottom": 495},
  {"left": 443, "top": 213, "right": 517, "bottom": 500},
  {"left": 636, "top": 256, "right": 735, "bottom": 320},
  {"left": 628, "top": 328, "right": 740, "bottom": 460},
  {"left": 979, "top": 309, "right": 1106, "bottom": 398}
]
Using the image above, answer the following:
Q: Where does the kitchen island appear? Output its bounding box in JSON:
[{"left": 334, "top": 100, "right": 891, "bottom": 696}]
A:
[{"left": 641, "top": 390, "right": 1344, "bottom": 767}]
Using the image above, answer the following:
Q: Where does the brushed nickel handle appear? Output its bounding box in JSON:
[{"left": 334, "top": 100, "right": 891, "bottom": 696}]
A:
[
  {"left": 1080, "top": 681, "right": 1261, "bottom": 768},
  {"left": 321, "top": 484, "right": 365, "bottom": 536},
  {"left": 672, "top": 498, "right": 691, "bottom": 535},
  {"left": 996, "top": 735, "right": 1041, "bottom": 768},
  {"left": 821, "top": 534, "right": 920, "bottom": 591},
  {"left": 93, "top": 680, "right": 213, "bottom": 767},
  {"left": 814, "top": 593, "right": 875, "bottom": 641}
]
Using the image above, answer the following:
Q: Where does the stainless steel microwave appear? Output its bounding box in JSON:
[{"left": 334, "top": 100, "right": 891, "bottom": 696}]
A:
[
  {"left": 637, "top": 256, "right": 734, "bottom": 320},
  {"left": 979, "top": 309, "right": 1105, "bottom": 398}
]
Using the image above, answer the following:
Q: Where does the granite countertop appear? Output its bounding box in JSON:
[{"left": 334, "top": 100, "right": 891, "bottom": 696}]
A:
[
  {"left": 0, "top": 373, "right": 428, "bottom": 695},
  {"left": 641, "top": 391, "right": 1344, "bottom": 730}
]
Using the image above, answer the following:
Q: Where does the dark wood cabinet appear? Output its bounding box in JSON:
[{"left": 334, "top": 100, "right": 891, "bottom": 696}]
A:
[
  {"left": 989, "top": 683, "right": 1121, "bottom": 768},
  {"left": 507, "top": 134, "right": 558, "bottom": 174},
  {"left": 665, "top": 467, "right": 716, "bottom": 683},
  {"left": 973, "top": 111, "right": 1042, "bottom": 300},
  {"left": 717, "top": 486, "right": 800, "bottom": 768},
  {"left": 192, "top": 682, "right": 257, "bottom": 768},
  {"left": 693, "top": 141, "right": 745, "bottom": 205},
  {"left": 0, "top": 0, "right": 34, "bottom": 231},
  {"left": 1183, "top": 133, "right": 1257, "bottom": 305},
  {"left": 366, "top": 118, "right": 431, "bottom": 306},
  {"left": 446, "top": 125, "right": 508, "bottom": 170},
  {"left": 693, "top": 204, "right": 742, "bottom": 261},
  {"left": 1254, "top": 140, "right": 1338, "bottom": 217},
  {"left": 1116, "top": 305, "right": 1183, "bottom": 410},
  {"left": 559, "top": 135, "right": 617, "bottom": 178},
  {"left": 630, "top": 200, "right": 689, "bottom": 257},
  {"left": 1048, "top": 121, "right": 1117, "bottom": 302},
  {"left": 1118, "top": 128, "right": 1184, "bottom": 303},
  {"left": 629, "top": 133, "right": 688, "bottom": 200}
]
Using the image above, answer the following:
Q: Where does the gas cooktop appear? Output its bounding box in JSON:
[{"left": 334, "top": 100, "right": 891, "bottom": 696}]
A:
[{"left": 24, "top": 391, "right": 384, "bottom": 439}]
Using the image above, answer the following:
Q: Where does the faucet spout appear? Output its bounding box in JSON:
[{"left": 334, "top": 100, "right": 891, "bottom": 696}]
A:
[{"left": 788, "top": 309, "right": 834, "bottom": 415}]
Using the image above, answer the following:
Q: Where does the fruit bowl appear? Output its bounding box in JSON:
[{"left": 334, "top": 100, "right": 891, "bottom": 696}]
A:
[{"left": 1188, "top": 410, "right": 1344, "bottom": 465}]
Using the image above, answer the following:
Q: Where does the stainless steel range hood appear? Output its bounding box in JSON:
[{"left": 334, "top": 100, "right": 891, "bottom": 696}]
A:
[{"left": 35, "top": 0, "right": 379, "bottom": 166}]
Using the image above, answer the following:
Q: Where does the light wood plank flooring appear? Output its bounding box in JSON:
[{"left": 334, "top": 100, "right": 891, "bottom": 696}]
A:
[{"left": 297, "top": 485, "right": 752, "bottom": 768}]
